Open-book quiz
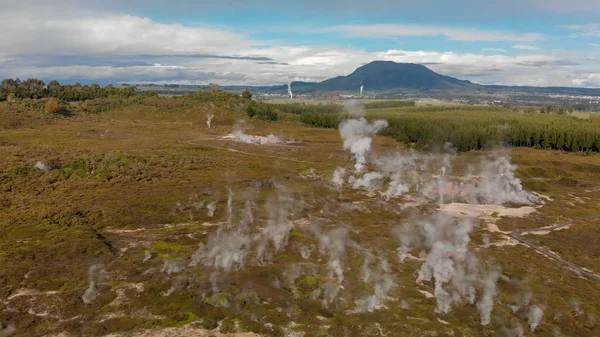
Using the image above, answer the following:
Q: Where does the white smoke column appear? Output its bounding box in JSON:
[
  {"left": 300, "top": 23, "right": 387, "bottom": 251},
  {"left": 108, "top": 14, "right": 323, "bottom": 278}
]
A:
[
  {"left": 82, "top": 264, "right": 105, "bottom": 304},
  {"left": 339, "top": 118, "right": 388, "bottom": 172},
  {"left": 300, "top": 245, "right": 313, "bottom": 259},
  {"left": 331, "top": 167, "right": 347, "bottom": 189},
  {"left": 206, "top": 201, "right": 217, "bottom": 217},
  {"left": 352, "top": 252, "right": 396, "bottom": 313},
  {"left": 142, "top": 250, "right": 152, "bottom": 263},
  {"left": 350, "top": 172, "right": 384, "bottom": 191},
  {"left": 229, "top": 120, "right": 283, "bottom": 145},
  {"left": 161, "top": 260, "right": 183, "bottom": 275},
  {"left": 343, "top": 100, "right": 366, "bottom": 118},
  {"left": 314, "top": 227, "right": 357, "bottom": 284},
  {"left": 416, "top": 214, "right": 478, "bottom": 314},
  {"left": 226, "top": 188, "right": 234, "bottom": 229},
  {"left": 206, "top": 113, "right": 214, "bottom": 128},
  {"left": 528, "top": 306, "right": 544, "bottom": 331},
  {"left": 253, "top": 189, "right": 299, "bottom": 265},
  {"left": 360, "top": 83, "right": 364, "bottom": 98},
  {"left": 287, "top": 81, "right": 293, "bottom": 99},
  {"left": 481, "top": 234, "right": 491, "bottom": 247},
  {"left": 392, "top": 223, "right": 419, "bottom": 263},
  {"left": 477, "top": 271, "right": 500, "bottom": 325},
  {"left": 373, "top": 151, "right": 423, "bottom": 198},
  {"left": 189, "top": 228, "right": 252, "bottom": 271},
  {"left": 34, "top": 161, "right": 49, "bottom": 171},
  {"left": 190, "top": 186, "right": 303, "bottom": 271},
  {"left": 468, "top": 155, "right": 538, "bottom": 205}
]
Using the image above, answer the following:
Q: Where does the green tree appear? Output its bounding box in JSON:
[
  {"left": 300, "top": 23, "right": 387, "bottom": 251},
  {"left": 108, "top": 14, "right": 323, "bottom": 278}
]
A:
[{"left": 242, "top": 89, "right": 253, "bottom": 100}]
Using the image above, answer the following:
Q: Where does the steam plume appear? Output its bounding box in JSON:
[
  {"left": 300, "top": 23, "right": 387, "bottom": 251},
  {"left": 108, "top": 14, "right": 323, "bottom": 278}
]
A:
[
  {"left": 34, "top": 161, "right": 49, "bottom": 171},
  {"left": 477, "top": 270, "right": 500, "bottom": 325},
  {"left": 339, "top": 118, "right": 388, "bottom": 172},
  {"left": 82, "top": 264, "right": 105, "bottom": 304},
  {"left": 206, "top": 113, "right": 214, "bottom": 128},
  {"left": 528, "top": 305, "right": 544, "bottom": 331},
  {"left": 287, "top": 81, "right": 293, "bottom": 99}
]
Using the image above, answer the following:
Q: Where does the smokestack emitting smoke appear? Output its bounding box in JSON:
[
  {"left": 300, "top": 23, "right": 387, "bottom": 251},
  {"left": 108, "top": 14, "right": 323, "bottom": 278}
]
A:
[{"left": 288, "top": 81, "right": 293, "bottom": 99}]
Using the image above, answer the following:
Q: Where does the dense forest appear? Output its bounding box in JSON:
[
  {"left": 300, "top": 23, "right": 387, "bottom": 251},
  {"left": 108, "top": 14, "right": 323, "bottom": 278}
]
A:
[
  {"left": 267, "top": 101, "right": 415, "bottom": 115},
  {"left": 298, "top": 106, "right": 600, "bottom": 153},
  {"left": 0, "top": 78, "right": 137, "bottom": 101}
]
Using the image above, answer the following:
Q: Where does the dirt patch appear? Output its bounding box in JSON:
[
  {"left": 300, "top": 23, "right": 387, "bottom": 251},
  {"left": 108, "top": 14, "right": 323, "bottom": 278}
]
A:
[
  {"left": 438, "top": 203, "right": 536, "bottom": 220},
  {"left": 103, "top": 325, "right": 259, "bottom": 337}
]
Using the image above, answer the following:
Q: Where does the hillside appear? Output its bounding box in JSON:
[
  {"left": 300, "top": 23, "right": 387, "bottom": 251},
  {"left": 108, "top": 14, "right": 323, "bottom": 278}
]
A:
[
  {"left": 221, "top": 61, "right": 484, "bottom": 93},
  {"left": 312, "top": 61, "right": 483, "bottom": 92}
]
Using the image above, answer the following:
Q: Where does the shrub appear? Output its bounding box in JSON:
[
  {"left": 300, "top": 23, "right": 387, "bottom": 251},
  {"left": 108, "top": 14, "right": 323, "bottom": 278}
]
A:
[{"left": 45, "top": 98, "right": 62, "bottom": 114}]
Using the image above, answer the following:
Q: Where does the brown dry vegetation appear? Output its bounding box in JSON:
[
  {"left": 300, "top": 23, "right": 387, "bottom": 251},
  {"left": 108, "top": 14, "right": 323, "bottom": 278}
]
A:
[{"left": 0, "top": 96, "right": 598, "bottom": 337}]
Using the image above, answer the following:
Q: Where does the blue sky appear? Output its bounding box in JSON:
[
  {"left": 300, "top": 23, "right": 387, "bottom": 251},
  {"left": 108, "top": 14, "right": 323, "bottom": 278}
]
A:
[{"left": 2, "top": 0, "right": 600, "bottom": 86}]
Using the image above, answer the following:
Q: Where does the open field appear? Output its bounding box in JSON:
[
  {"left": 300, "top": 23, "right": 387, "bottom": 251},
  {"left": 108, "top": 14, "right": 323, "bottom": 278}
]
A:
[{"left": 0, "top": 96, "right": 599, "bottom": 337}]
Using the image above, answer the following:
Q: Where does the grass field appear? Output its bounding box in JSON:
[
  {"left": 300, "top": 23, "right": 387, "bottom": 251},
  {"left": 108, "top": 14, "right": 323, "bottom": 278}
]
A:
[{"left": 0, "top": 96, "right": 599, "bottom": 337}]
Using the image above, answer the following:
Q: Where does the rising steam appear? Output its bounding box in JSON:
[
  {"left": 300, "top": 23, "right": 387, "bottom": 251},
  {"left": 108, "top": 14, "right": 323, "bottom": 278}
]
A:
[
  {"left": 339, "top": 118, "right": 388, "bottom": 172},
  {"left": 82, "top": 264, "right": 105, "bottom": 304},
  {"left": 206, "top": 113, "right": 214, "bottom": 128}
]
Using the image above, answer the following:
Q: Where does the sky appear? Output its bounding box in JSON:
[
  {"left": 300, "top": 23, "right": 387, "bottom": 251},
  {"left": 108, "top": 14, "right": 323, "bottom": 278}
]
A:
[{"left": 2, "top": 0, "right": 600, "bottom": 87}]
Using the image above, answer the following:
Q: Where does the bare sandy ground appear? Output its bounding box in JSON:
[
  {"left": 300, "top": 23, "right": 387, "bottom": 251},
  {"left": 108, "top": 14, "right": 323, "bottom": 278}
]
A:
[
  {"left": 438, "top": 203, "right": 536, "bottom": 220},
  {"left": 47, "top": 326, "right": 259, "bottom": 337},
  {"left": 438, "top": 203, "right": 536, "bottom": 248},
  {"left": 104, "top": 325, "right": 259, "bottom": 337}
]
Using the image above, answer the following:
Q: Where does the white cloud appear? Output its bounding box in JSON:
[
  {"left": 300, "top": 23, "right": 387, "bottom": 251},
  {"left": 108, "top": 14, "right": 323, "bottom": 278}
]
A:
[
  {"left": 0, "top": 7, "right": 596, "bottom": 87},
  {"left": 591, "top": 43, "right": 600, "bottom": 47},
  {"left": 512, "top": 44, "right": 541, "bottom": 50},
  {"left": 482, "top": 48, "right": 508, "bottom": 53},
  {"left": 560, "top": 24, "right": 600, "bottom": 37},
  {"left": 323, "top": 24, "right": 544, "bottom": 42},
  {"left": 0, "top": 14, "right": 254, "bottom": 57}
]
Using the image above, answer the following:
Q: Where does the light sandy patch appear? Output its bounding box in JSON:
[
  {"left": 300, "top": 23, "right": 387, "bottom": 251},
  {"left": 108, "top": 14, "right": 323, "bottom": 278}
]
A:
[
  {"left": 523, "top": 223, "right": 575, "bottom": 236},
  {"left": 486, "top": 223, "right": 511, "bottom": 234},
  {"left": 98, "top": 310, "right": 165, "bottom": 323},
  {"left": 418, "top": 289, "right": 435, "bottom": 299},
  {"left": 221, "top": 133, "right": 283, "bottom": 145},
  {"left": 437, "top": 318, "right": 451, "bottom": 325},
  {"left": 438, "top": 203, "right": 536, "bottom": 220},
  {"left": 109, "top": 283, "right": 145, "bottom": 307},
  {"left": 404, "top": 253, "right": 425, "bottom": 262},
  {"left": 105, "top": 228, "right": 146, "bottom": 234},
  {"left": 107, "top": 222, "right": 220, "bottom": 234},
  {"left": 532, "top": 192, "right": 553, "bottom": 202},
  {"left": 487, "top": 236, "right": 521, "bottom": 247},
  {"left": 7, "top": 288, "right": 59, "bottom": 300}
]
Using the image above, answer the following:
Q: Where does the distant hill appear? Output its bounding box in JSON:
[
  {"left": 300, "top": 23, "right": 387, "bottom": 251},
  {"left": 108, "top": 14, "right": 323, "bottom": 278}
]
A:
[
  {"left": 309, "top": 61, "right": 483, "bottom": 92},
  {"left": 216, "top": 60, "right": 600, "bottom": 95}
]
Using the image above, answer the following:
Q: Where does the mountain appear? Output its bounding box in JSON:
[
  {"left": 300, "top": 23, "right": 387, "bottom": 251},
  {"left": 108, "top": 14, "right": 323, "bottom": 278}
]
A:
[
  {"left": 220, "top": 61, "right": 600, "bottom": 95},
  {"left": 310, "top": 61, "right": 483, "bottom": 92},
  {"left": 220, "top": 61, "right": 482, "bottom": 93}
]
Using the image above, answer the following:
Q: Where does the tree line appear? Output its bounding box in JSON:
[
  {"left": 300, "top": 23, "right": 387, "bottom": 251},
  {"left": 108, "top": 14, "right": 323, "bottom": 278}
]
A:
[
  {"left": 0, "top": 78, "right": 137, "bottom": 102},
  {"left": 298, "top": 106, "right": 600, "bottom": 153},
  {"left": 265, "top": 101, "right": 415, "bottom": 115}
]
